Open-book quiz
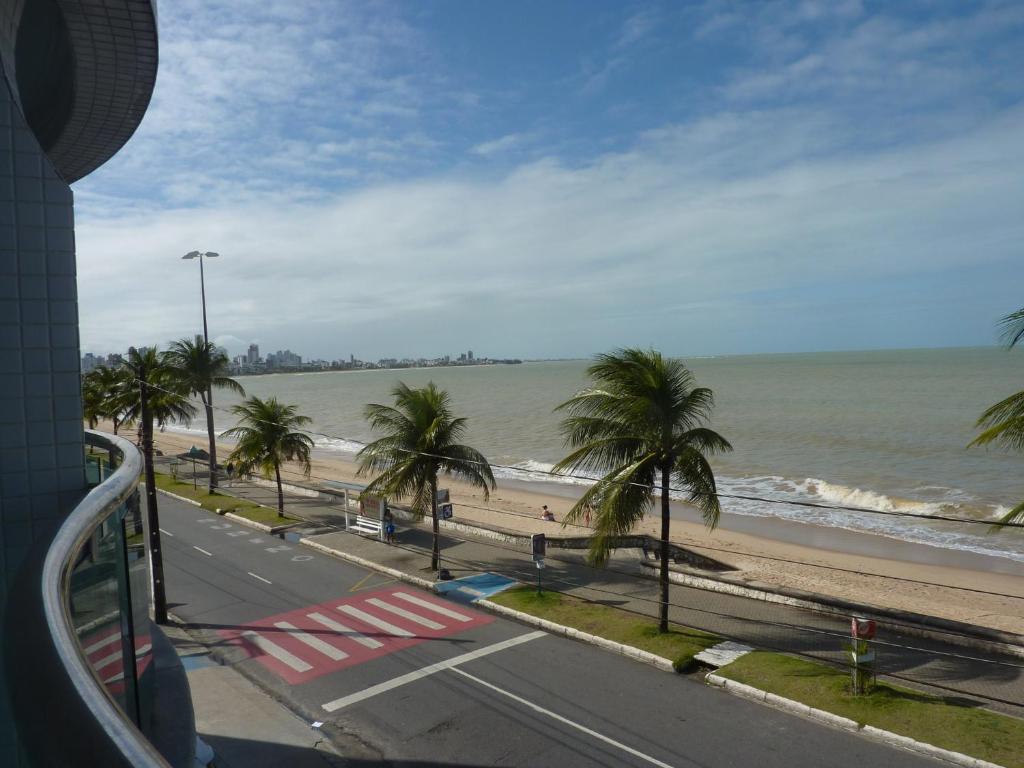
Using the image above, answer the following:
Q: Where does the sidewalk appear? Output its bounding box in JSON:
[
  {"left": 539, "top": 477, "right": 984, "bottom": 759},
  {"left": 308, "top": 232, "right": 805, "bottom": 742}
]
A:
[
  {"left": 165, "top": 625, "right": 356, "bottom": 768},
  {"left": 166, "top": 462, "right": 1024, "bottom": 717}
]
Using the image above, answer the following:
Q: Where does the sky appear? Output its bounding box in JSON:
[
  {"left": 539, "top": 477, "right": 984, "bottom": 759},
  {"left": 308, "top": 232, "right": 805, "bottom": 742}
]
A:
[{"left": 73, "top": 0, "right": 1024, "bottom": 361}]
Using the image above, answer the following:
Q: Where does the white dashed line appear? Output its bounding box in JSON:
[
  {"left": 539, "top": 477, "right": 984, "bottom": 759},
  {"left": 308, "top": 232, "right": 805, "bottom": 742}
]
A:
[
  {"left": 247, "top": 572, "right": 272, "bottom": 585},
  {"left": 193, "top": 546, "right": 213, "bottom": 557},
  {"left": 158, "top": 528, "right": 174, "bottom": 537}
]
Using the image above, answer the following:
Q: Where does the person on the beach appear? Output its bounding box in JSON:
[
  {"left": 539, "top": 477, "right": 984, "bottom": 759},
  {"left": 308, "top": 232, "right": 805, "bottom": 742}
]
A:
[
  {"left": 540, "top": 505, "right": 555, "bottom": 522},
  {"left": 583, "top": 504, "right": 592, "bottom": 527}
]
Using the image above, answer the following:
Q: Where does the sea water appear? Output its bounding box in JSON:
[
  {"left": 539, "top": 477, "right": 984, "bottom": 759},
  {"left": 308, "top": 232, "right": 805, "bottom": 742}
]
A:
[{"left": 177, "top": 347, "right": 1024, "bottom": 562}]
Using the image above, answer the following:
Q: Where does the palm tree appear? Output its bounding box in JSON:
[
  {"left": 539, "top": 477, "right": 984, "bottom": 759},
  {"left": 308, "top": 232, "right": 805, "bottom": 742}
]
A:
[
  {"left": 122, "top": 346, "right": 196, "bottom": 624},
  {"left": 82, "top": 364, "right": 135, "bottom": 434},
  {"left": 357, "top": 383, "right": 495, "bottom": 571},
  {"left": 165, "top": 335, "right": 245, "bottom": 492},
  {"left": 553, "top": 349, "right": 732, "bottom": 632},
  {"left": 969, "top": 306, "right": 1024, "bottom": 526},
  {"left": 223, "top": 396, "right": 314, "bottom": 518}
]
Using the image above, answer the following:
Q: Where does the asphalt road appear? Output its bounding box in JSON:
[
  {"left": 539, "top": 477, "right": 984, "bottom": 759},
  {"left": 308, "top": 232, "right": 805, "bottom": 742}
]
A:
[{"left": 158, "top": 496, "right": 941, "bottom": 768}]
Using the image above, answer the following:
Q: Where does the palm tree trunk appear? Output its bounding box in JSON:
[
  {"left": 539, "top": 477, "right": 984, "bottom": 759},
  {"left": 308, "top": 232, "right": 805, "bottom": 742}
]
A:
[
  {"left": 659, "top": 464, "right": 670, "bottom": 633},
  {"left": 204, "top": 395, "right": 218, "bottom": 492},
  {"left": 275, "top": 462, "right": 285, "bottom": 518},
  {"left": 430, "top": 474, "right": 439, "bottom": 571},
  {"left": 141, "top": 380, "right": 168, "bottom": 624}
]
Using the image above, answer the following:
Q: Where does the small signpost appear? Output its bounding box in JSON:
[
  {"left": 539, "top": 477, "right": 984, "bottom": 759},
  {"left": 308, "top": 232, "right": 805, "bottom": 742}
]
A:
[
  {"left": 532, "top": 533, "right": 546, "bottom": 594},
  {"left": 850, "top": 616, "right": 877, "bottom": 694},
  {"left": 439, "top": 502, "right": 453, "bottom": 520}
]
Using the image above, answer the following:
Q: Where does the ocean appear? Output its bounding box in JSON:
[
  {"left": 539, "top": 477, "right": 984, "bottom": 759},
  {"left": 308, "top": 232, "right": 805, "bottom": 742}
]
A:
[{"left": 176, "top": 347, "right": 1024, "bottom": 563}]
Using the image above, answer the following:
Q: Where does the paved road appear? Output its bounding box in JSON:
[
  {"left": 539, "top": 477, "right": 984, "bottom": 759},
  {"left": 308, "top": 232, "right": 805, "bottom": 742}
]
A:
[
  {"left": 158, "top": 495, "right": 940, "bottom": 768},
  {"left": 187, "top": 465, "right": 1024, "bottom": 716}
]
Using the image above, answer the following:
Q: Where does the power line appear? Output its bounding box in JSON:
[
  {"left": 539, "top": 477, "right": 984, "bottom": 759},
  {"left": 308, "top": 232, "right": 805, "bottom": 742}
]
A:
[{"left": 133, "top": 376, "right": 1024, "bottom": 531}]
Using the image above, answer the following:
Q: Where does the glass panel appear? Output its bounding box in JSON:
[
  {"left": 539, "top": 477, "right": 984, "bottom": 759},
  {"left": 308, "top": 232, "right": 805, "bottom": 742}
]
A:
[
  {"left": 124, "top": 491, "right": 154, "bottom": 732},
  {"left": 68, "top": 502, "right": 135, "bottom": 719}
]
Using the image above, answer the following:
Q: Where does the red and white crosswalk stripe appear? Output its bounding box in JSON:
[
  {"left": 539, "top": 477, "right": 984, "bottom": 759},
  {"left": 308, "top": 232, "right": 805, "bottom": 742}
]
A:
[
  {"left": 218, "top": 586, "right": 493, "bottom": 684},
  {"left": 79, "top": 627, "right": 154, "bottom": 694}
]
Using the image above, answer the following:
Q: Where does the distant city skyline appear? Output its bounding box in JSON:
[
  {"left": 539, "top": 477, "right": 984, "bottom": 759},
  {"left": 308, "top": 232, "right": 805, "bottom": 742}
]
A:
[{"left": 73, "top": 2, "right": 1024, "bottom": 359}]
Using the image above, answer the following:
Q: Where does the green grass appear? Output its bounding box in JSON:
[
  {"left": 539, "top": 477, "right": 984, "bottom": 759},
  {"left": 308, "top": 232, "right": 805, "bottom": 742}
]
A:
[
  {"left": 151, "top": 472, "right": 299, "bottom": 526},
  {"left": 718, "top": 651, "right": 1024, "bottom": 768},
  {"left": 489, "top": 586, "right": 719, "bottom": 672}
]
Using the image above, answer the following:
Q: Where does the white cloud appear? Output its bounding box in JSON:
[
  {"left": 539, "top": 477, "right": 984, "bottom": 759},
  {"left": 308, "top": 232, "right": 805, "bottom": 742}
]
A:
[
  {"left": 470, "top": 134, "right": 526, "bottom": 156},
  {"left": 76, "top": 105, "right": 1024, "bottom": 358}
]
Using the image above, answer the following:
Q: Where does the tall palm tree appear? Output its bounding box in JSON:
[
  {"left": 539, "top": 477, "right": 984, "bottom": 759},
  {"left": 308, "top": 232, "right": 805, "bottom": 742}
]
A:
[
  {"left": 553, "top": 349, "right": 732, "bottom": 632},
  {"left": 223, "top": 396, "right": 314, "bottom": 518},
  {"left": 165, "top": 335, "right": 245, "bottom": 492},
  {"left": 122, "top": 347, "right": 196, "bottom": 624},
  {"left": 357, "top": 383, "right": 495, "bottom": 571},
  {"left": 969, "top": 306, "right": 1024, "bottom": 526}
]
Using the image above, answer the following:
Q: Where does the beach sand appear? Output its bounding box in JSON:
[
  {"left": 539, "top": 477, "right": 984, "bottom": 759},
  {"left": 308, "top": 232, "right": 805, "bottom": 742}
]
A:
[{"left": 109, "top": 422, "right": 1024, "bottom": 635}]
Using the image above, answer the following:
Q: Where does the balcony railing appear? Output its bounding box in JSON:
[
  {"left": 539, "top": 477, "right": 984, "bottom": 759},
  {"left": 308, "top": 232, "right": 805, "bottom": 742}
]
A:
[{"left": 7, "top": 430, "right": 174, "bottom": 767}]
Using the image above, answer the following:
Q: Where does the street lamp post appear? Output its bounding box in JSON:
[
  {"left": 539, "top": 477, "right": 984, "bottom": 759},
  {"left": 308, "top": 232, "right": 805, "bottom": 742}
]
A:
[{"left": 182, "top": 250, "right": 220, "bottom": 488}]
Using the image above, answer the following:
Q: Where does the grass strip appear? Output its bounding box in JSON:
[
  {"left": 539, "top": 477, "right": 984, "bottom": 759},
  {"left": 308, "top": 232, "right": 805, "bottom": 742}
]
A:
[
  {"left": 151, "top": 472, "right": 299, "bottom": 525},
  {"left": 718, "top": 651, "right": 1024, "bottom": 768},
  {"left": 489, "top": 585, "right": 719, "bottom": 672}
]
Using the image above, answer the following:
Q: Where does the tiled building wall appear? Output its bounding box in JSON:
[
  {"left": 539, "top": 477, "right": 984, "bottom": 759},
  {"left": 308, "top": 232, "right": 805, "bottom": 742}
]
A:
[{"left": 0, "top": 58, "right": 83, "bottom": 762}]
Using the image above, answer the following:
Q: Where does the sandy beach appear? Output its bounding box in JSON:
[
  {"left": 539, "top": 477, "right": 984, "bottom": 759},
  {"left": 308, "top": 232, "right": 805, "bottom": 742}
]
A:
[{"left": 108, "top": 422, "right": 1024, "bottom": 635}]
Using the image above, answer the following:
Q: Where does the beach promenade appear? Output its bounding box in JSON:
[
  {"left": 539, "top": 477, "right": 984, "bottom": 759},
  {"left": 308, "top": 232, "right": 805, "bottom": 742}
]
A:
[{"left": 156, "top": 455, "right": 1024, "bottom": 719}]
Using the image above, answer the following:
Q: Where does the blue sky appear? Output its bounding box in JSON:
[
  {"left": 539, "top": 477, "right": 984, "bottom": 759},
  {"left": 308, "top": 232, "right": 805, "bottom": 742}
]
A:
[{"left": 73, "top": 0, "right": 1024, "bottom": 360}]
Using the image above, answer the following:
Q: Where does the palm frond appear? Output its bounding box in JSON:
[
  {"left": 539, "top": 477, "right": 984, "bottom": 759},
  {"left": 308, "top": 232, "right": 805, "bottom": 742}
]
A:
[
  {"left": 969, "top": 390, "right": 1024, "bottom": 451},
  {"left": 998, "top": 307, "right": 1024, "bottom": 349}
]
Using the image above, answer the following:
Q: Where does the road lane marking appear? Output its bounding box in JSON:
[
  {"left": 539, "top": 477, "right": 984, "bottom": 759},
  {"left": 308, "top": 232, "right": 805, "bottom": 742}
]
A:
[
  {"left": 193, "top": 546, "right": 213, "bottom": 557},
  {"left": 84, "top": 633, "right": 121, "bottom": 655},
  {"left": 307, "top": 612, "right": 383, "bottom": 649},
  {"left": 226, "top": 530, "right": 249, "bottom": 537},
  {"left": 241, "top": 631, "right": 312, "bottom": 673},
  {"left": 275, "top": 621, "right": 348, "bottom": 661},
  {"left": 392, "top": 592, "right": 472, "bottom": 622},
  {"left": 265, "top": 545, "right": 291, "bottom": 553},
  {"left": 367, "top": 598, "right": 445, "bottom": 630},
  {"left": 158, "top": 528, "right": 174, "bottom": 537},
  {"left": 321, "top": 631, "right": 546, "bottom": 712},
  {"left": 247, "top": 572, "right": 272, "bottom": 584},
  {"left": 93, "top": 649, "right": 123, "bottom": 671},
  {"left": 249, "top": 537, "right": 265, "bottom": 544},
  {"left": 450, "top": 667, "right": 675, "bottom": 768},
  {"left": 336, "top": 605, "right": 414, "bottom": 637}
]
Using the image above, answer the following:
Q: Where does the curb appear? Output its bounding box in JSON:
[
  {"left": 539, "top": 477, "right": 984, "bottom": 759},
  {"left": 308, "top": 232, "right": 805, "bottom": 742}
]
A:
[
  {"left": 296, "top": 536, "right": 678, "bottom": 673},
  {"left": 221, "top": 511, "right": 300, "bottom": 535},
  {"left": 705, "top": 674, "right": 1005, "bottom": 768},
  {"left": 476, "top": 599, "right": 676, "bottom": 673},
  {"left": 154, "top": 487, "right": 202, "bottom": 507}
]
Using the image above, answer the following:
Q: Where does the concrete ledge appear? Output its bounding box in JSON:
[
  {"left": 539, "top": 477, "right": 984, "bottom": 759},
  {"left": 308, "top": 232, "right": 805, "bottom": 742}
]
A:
[
  {"left": 477, "top": 599, "right": 676, "bottom": 673},
  {"left": 154, "top": 487, "right": 201, "bottom": 507},
  {"left": 705, "top": 674, "right": 1006, "bottom": 768},
  {"left": 298, "top": 536, "right": 436, "bottom": 590},
  {"left": 642, "top": 561, "right": 1024, "bottom": 658},
  {"left": 220, "top": 511, "right": 299, "bottom": 535}
]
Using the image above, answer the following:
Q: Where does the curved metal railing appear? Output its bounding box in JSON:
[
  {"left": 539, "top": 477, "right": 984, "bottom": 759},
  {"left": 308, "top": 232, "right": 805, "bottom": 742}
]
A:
[{"left": 38, "top": 430, "right": 171, "bottom": 767}]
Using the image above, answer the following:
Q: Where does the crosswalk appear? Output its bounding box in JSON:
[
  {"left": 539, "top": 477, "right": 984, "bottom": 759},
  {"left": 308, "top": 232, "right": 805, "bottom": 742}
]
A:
[
  {"left": 81, "top": 625, "right": 153, "bottom": 695},
  {"left": 219, "top": 586, "right": 494, "bottom": 684}
]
